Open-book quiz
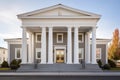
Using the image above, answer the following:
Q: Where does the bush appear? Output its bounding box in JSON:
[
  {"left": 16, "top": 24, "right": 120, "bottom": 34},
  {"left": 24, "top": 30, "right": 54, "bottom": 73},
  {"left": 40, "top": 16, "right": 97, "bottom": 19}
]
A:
[
  {"left": 1, "top": 61, "right": 9, "bottom": 68},
  {"left": 108, "top": 59, "right": 116, "bottom": 68},
  {"left": 10, "top": 59, "right": 21, "bottom": 70},
  {"left": 17, "top": 59, "right": 21, "bottom": 68},
  {"left": 102, "top": 64, "right": 111, "bottom": 70},
  {"left": 97, "top": 60, "right": 102, "bottom": 68}
]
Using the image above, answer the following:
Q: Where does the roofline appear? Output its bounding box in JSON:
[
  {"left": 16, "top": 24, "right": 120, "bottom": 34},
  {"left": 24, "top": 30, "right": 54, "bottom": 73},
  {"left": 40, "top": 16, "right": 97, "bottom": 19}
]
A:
[{"left": 17, "top": 4, "right": 101, "bottom": 19}]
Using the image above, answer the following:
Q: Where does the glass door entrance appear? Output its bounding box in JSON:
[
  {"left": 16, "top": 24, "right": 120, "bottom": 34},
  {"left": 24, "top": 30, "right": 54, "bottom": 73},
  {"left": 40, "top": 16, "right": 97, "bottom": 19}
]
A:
[{"left": 56, "top": 49, "right": 64, "bottom": 63}]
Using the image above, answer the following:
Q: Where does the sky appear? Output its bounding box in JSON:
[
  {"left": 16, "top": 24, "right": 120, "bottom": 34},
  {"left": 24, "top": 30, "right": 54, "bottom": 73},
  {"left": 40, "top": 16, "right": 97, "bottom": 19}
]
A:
[{"left": 0, "top": 0, "right": 120, "bottom": 48}]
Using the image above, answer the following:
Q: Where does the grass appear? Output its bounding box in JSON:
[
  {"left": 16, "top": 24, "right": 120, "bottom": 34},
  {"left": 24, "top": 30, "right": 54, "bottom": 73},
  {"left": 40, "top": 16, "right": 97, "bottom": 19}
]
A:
[
  {"left": 0, "top": 68, "right": 11, "bottom": 70},
  {"left": 110, "top": 67, "right": 120, "bottom": 71}
]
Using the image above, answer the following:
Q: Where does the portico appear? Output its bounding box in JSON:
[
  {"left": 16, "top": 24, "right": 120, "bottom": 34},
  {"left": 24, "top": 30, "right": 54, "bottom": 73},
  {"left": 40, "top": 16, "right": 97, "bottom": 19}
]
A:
[
  {"left": 17, "top": 4, "right": 101, "bottom": 65},
  {"left": 21, "top": 26, "right": 97, "bottom": 64}
]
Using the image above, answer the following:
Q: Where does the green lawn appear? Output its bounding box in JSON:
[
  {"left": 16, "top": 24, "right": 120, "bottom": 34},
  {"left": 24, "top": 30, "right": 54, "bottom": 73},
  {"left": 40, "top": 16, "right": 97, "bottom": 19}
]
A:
[
  {"left": 110, "top": 67, "right": 120, "bottom": 71},
  {"left": 0, "top": 68, "right": 11, "bottom": 70}
]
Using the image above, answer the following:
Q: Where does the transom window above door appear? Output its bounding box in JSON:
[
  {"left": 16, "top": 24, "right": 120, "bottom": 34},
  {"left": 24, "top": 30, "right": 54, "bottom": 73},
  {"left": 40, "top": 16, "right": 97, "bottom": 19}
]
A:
[
  {"left": 36, "top": 33, "right": 41, "bottom": 43},
  {"left": 57, "top": 33, "right": 63, "bottom": 43}
]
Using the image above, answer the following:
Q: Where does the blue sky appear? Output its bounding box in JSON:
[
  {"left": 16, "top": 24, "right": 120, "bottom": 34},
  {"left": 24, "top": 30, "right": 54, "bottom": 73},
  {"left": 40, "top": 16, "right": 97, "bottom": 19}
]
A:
[{"left": 0, "top": 0, "right": 120, "bottom": 48}]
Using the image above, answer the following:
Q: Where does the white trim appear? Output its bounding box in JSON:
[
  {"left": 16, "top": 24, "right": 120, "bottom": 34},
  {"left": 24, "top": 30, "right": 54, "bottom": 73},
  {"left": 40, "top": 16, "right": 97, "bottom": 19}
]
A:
[
  {"left": 15, "top": 48, "right": 21, "bottom": 59},
  {"left": 54, "top": 45, "right": 66, "bottom": 63},
  {"left": 57, "top": 33, "right": 63, "bottom": 43},
  {"left": 18, "top": 4, "right": 101, "bottom": 18},
  {"left": 96, "top": 48, "right": 101, "bottom": 59},
  {"left": 35, "top": 48, "right": 41, "bottom": 59},
  {"left": 79, "top": 48, "right": 84, "bottom": 59},
  {"left": 78, "top": 33, "right": 84, "bottom": 43},
  {"left": 35, "top": 33, "right": 41, "bottom": 43}
]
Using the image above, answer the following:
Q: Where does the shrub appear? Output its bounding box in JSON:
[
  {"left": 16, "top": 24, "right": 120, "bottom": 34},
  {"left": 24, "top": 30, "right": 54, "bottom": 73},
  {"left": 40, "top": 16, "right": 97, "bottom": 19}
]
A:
[
  {"left": 1, "top": 61, "right": 9, "bottom": 68},
  {"left": 97, "top": 60, "right": 102, "bottom": 68},
  {"left": 17, "top": 59, "right": 21, "bottom": 68},
  {"left": 10, "top": 59, "right": 21, "bottom": 70},
  {"left": 108, "top": 59, "right": 116, "bottom": 68},
  {"left": 102, "top": 64, "right": 111, "bottom": 70}
]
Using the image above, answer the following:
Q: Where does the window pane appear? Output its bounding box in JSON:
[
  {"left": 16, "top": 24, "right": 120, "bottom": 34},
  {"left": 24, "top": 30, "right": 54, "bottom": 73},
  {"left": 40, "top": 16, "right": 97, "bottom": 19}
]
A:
[
  {"left": 58, "top": 35, "right": 62, "bottom": 41},
  {"left": 37, "top": 35, "right": 41, "bottom": 41},
  {"left": 79, "top": 35, "right": 82, "bottom": 41},
  {"left": 96, "top": 49, "right": 101, "bottom": 59},
  {"left": 37, "top": 52, "right": 41, "bottom": 58},
  {"left": 17, "top": 49, "right": 20, "bottom": 58}
]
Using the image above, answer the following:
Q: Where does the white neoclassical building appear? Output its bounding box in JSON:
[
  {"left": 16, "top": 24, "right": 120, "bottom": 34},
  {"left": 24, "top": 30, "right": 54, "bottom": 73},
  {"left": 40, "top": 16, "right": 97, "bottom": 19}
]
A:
[{"left": 5, "top": 4, "right": 110, "bottom": 71}]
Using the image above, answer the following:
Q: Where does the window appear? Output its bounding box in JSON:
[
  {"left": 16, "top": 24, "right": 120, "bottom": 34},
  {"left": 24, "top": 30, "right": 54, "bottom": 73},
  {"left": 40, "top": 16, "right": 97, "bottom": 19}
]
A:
[
  {"left": 78, "top": 48, "right": 84, "bottom": 59},
  {"left": 96, "top": 48, "right": 101, "bottom": 59},
  {"left": 57, "top": 33, "right": 63, "bottom": 43},
  {"left": 36, "top": 33, "right": 41, "bottom": 43},
  {"left": 78, "top": 33, "right": 84, "bottom": 43},
  {"left": 36, "top": 48, "right": 41, "bottom": 59},
  {"left": 15, "top": 48, "right": 21, "bottom": 59}
]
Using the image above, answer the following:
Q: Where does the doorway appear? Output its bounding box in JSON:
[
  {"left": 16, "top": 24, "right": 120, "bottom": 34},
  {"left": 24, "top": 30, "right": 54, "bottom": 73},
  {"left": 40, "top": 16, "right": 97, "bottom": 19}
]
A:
[{"left": 56, "top": 49, "right": 65, "bottom": 63}]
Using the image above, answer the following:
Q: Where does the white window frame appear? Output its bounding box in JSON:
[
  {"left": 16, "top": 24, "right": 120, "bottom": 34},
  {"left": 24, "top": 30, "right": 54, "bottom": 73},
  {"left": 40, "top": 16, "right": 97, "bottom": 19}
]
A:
[
  {"left": 96, "top": 48, "right": 101, "bottom": 59},
  {"left": 36, "top": 48, "right": 41, "bottom": 59},
  {"left": 36, "top": 33, "right": 41, "bottom": 43},
  {"left": 79, "top": 48, "right": 84, "bottom": 59},
  {"left": 78, "top": 33, "right": 84, "bottom": 43},
  {"left": 57, "top": 33, "right": 63, "bottom": 43},
  {"left": 15, "top": 48, "right": 21, "bottom": 59}
]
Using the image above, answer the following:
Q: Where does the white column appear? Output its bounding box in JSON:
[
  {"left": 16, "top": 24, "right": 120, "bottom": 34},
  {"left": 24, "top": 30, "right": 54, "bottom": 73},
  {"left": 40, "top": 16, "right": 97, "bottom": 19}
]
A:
[
  {"left": 67, "top": 27, "right": 72, "bottom": 64},
  {"left": 106, "top": 44, "right": 108, "bottom": 64},
  {"left": 21, "top": 27, "right": 27, "bottom": 64},
  {"left": 85, "top": 32, "right": 90, "bottom": 64},
  {"left": 28, "top": 33, "right": 32, "bottom": 63},
  {"left": 92, "top": 27, "right": 97, "bottom": 64},
  {"left": 31, "top": 33, "right": 34, "bottom": 63},
  {"left": 48, "top": 27, "right": 53, "bottom": 64},
  {"left": 41, "top": 27, "right": 46, "bottom": 64},
  {"left": 74, "top": 27, "right": 79, "bottom": 64},
  {"left": 8, "top": 44, "right": 10, "bottom": 64}
]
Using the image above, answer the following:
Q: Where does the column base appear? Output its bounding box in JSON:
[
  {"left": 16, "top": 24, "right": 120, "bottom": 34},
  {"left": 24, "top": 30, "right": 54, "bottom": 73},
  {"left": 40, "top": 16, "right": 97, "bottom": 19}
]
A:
[
  {"left": 47, "top": 62, "right": 53, "bottom": 64},
  {"left": 73, "top": 62, "right": 79, "bottom": 64}
]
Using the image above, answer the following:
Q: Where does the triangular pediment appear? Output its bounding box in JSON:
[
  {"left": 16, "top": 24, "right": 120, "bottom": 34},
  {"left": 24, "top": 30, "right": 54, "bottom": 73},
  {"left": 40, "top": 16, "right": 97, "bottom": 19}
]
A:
[{"left": 18, "top": 4, "right": 101, "bottom": 18}]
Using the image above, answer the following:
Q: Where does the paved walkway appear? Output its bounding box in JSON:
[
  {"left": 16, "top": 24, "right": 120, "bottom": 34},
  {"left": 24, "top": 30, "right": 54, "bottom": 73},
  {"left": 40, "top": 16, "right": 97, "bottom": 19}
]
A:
[{"left": 0, "top": 72, "right": 120, "bottom": 76}]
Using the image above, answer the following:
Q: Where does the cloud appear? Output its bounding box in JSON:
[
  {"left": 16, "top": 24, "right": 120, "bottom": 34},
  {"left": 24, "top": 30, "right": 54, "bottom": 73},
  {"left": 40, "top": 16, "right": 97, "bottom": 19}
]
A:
[
  {"left": 0, "top": 33, "right": 21, "bottom": 39},
  {"left": 0, "top": 10, "right": 20, "bottom": 26}
]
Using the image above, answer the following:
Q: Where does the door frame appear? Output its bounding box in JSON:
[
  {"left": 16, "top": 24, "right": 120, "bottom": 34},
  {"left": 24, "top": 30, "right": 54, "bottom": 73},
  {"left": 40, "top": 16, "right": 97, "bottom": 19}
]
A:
[{"left": 54, "top": 45, "right": 66, "bottom": 63}]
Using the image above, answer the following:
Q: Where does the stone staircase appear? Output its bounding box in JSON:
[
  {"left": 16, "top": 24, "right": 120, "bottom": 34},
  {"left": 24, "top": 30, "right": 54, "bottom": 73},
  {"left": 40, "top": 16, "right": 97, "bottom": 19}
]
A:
[{"left": 17, "top": 64, "right": 102, "bottom": 72}]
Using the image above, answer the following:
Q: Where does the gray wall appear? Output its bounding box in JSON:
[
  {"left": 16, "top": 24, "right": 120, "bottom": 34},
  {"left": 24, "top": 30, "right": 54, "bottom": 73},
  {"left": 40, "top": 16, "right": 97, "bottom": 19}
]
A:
[
  {"left": 9, "top": 32, "right": 107, "bottom": 64},
  {"left": 10, "top": 44, "right": 21, "bottom": 62},
  {"left": 90, "top": 44, "right": 106, "bottom": 64}
]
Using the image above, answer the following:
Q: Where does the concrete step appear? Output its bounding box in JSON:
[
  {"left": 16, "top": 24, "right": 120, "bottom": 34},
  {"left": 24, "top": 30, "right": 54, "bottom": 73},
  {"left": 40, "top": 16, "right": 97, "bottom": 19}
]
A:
[{"left": 17, "top": 64, "right": 102, "bottom": 72}]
